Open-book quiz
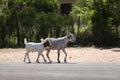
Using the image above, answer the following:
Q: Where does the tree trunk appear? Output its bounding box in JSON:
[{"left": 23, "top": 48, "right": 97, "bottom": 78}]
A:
[
  {"left": 77, "top": 16, "right": 80, "bottom": 37},
  {"left": 1, "top": 26, "right": 5, "bottom": 47},
  {"left": 17, "top": 21, "right": 20, "bottom": 47},
  {"left": 116, "top": 25, "right": 119, "bottom": 38},
  {"left": 71, "top": 17, "right": 74, "bottom": 34}
]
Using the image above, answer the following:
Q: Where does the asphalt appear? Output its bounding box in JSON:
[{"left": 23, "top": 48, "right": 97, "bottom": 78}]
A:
[{"left": 0, "top": 62, "right": 120, "bottom": 80}]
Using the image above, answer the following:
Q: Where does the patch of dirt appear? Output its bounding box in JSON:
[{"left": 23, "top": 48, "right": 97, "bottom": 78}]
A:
[{"left": 0, "top": 47, "right": 120, "bottom": 62}]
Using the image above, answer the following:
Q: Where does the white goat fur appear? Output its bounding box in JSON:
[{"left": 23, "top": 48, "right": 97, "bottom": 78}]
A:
[
  {"left": 24, "top": 38, "right": 47, "bottom": 63},
  {"left": 43, "top": 33, "right": 75, "bottom": 63}
]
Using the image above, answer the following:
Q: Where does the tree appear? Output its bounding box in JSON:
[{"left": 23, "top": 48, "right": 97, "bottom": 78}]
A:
[
  {"left": 92, "top": 0, "right": 120, "bottom": 47},
  {"left": 70, "top": 0, "right": 94, "bottom": 45},
  {"left": 0, "top": 0, "right": 61, "bottom": 47},
  {"left": 108, "top": 0, "right": 120, "bottom": 45}
]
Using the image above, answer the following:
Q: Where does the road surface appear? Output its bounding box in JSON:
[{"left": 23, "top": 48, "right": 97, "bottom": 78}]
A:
[{"left": 0, "top": 62, "right": 120, "bottom": 80}]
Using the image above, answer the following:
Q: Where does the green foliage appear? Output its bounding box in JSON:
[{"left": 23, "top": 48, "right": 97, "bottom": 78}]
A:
[
  {"left": 0, "top": 0, "right": 120, "bottom": 47},
  {"left": 33, "top": 0, "right": 59, "bottom": 13},
  {"left": 92, "top": 0, "right": 120, "bottom": 47},
  {"left": 71, "top": 0, "right": 120, "bottom": 47},
  {"left": 70, "top": 0, "right": 94, "bottom": 46},
  {"left": 0, "top": 0, "right": 73, "bottom": 48},
  {"left": 70, "top": 0, "right": 94, "bottom": 25},
  {"left": 0, "top": 0, "right": 60, "bottom": 47}
]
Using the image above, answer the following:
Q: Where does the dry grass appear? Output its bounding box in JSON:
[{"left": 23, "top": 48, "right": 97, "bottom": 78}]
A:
[{"left": 0, "top": 47, "right": 120, "bottom": 62}]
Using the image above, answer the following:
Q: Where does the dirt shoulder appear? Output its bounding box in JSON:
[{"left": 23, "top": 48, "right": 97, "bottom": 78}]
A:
[{"left": 0, "top": 47, "right": 120, "bottom": 62}]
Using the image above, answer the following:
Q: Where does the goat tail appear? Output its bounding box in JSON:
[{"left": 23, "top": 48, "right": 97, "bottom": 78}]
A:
[{"left": 24, "top": 38, "right": 27, "bottom": 45}]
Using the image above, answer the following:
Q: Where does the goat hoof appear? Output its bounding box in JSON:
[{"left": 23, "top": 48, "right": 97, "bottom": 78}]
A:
[
  {"left": 36, "top": 60, "right": 39, "bottom": 63},
  {"left": 65, "top": 61, "right": 67, "bottom": 63},
  {"left": 47, "top": 61, "right": 52, "bottom": 64},
  {"left": 64, "top": 60, "right": 67, "bottom": 63},
  {"left": 29, "top": 61, "right": 31, "bottom": 63},
  {"left": 58, "top": 61, "right": 61, "bottom": 63},
  {"left": 44, "top": 61, "right": 47, "bottom": 63},
  {"left": 49, "top": 61, "right": 52, "bottom": 63}
]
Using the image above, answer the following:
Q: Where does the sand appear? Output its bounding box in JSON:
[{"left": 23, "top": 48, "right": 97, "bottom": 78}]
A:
[{"left": 0, "top": 47, "right": 120, "bottom": 62}]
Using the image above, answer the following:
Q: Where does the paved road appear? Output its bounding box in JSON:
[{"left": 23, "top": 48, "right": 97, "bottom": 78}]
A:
[{"left": 0, "top": 62, "right": 120, "bottom": 80}]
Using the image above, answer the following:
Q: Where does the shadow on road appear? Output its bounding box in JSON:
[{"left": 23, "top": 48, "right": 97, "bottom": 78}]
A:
[
  {"left": 25, "top": 62, "right": 77, "bottom": 64},
  {"left": 112, "top": 49, "right": 120, "bottom": 52},
  {"left": 46, "top": 62, "right": 77, "bottom": 64}
]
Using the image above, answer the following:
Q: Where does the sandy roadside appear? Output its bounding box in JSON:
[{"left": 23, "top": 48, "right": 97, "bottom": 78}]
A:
[{"left": 0, "top": 47, "right": 120, "bottom": 62}]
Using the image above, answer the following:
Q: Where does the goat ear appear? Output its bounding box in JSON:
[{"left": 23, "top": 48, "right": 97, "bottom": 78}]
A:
[{"left": 40, "top": 38, "right": 45, "bottom": 42}]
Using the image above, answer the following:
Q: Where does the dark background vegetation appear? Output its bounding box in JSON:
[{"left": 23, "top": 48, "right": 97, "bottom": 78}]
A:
[{"left": 0, "top": 0, "right": 120, "bottom": 48}]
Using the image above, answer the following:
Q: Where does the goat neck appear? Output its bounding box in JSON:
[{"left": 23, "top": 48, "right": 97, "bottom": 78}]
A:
[
  {"left": 63, "top": 36, "right": 70, "bottom": 46},
  {"left": 43, "top": 41, "right": 50, "bottom": 47}
]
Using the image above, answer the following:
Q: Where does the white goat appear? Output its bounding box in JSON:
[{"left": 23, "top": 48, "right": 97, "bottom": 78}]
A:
[
  {"left": 42, "top": 33, "right": 75, "bottom": 63},
  {"left": 24, "top": 38, "right": 50, "bottom": 63}
]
